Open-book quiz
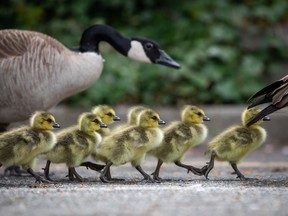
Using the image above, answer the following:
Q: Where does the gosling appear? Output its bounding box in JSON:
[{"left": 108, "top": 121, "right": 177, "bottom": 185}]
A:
[
  {"left": 0, "top": 111, "right": 60, "bottom": 183},
  {"left": 149, "top": 105, "right": 210, "bottom": 181},
  {"left": 203, "top": 108, "right": 270, "bottom": 180},
  {"left": 82, "top": 105, "right": 121, "bottom": 172},
  {"left": 96, "top": 109, "right": 165, "bottom": 183},
  {"left": 43, "top": 112, "right": 107, "bottom": 182}
]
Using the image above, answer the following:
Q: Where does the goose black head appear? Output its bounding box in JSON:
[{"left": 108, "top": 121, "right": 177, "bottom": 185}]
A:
[{"left": 128, "top": 37, "right": 180, "bottom": 69}]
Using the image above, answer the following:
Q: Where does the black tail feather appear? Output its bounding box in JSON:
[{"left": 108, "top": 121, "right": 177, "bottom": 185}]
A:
[
  {"left": 246, "top": 105, "right": 279, "bottom": 127},
  {"left": 247, "top": 80, "right": 283, "bottom": 103}
]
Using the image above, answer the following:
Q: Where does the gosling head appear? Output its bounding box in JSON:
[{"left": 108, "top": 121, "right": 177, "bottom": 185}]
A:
[
  {"left": 137, "top": 109, "right": 166, "bottom": 128},
  {"left": 30, "top": 111, "right": 60, "bottom": 130},
  {"left": 242, "top": 108, "right": 270, "bottom": 127},
  {"left": 181, "top": 105, "right": 210, "bottom": 125},
  {"left": 79, "top": 112, "right": 107, "bottom": 134},
  {"left": 127, "top": 106, "right": 148, "bottom": 125},
  {"left": 91, "top": 105, "right": 120, "bottom": 125}
]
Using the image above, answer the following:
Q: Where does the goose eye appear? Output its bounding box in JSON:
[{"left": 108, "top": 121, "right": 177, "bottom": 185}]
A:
[
  {"left": 197, "top": 112, "right": 202, "bottom": 116},
  {"left": 145, "top": 43, "right": 153, "bottom": 50},
  {"left": 46, "top": 118, "right": 53, "bottom": 123},
  {"left": 93, "top": 119, "right": 99, "bottom": 124},
  {"left": 106, "top": 112, "right": 113, "bottom": 117}
]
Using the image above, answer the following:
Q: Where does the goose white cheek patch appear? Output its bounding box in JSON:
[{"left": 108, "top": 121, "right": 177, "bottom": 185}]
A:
[{"left": 127, "top": 41, "right": 152, "bottom": 64}]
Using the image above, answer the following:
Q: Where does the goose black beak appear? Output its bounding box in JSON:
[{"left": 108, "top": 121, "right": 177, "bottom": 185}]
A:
[
  {"left": 203, "top": 116, "right": 211, "bottom": 121},
  {"left": 53, "top": 122, "right": 61, "bottom": 128},
  {"left": 158, "top": 119, "right": 166, "bottom": 125},
  {"left": 155, "top": 50, "right": 181, "bottom": 69},
  {"left": 100, "top": 122, "right": 108, "bottom": 128},
  {"left": 113, "top": 115, "right": 121, "bottom": 121}
]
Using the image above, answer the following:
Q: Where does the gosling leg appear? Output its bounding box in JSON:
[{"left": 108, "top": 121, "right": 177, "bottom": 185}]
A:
[
  {"left": 43, "top": 160, "right": 53, "bottom": 181},
  {"left": 135, "top": 165, "right": 157, "bottom": 182},
  {"left": 68, "top": 167, "right": 84, "bottom": 182},
  {"left": 27, "top": 168, "right": 52, "bottom": 183},
  {"left": 204, "top": 151, "right": 216, "bottom": 180},
  {"left": 151, "top": 159, "right": 163, "bottom": 181},
  {"left": 100, "top": 161, "right": 114, "bottom": 183},
  {"left": 230, "top": 163, "right": 258, "bottom": 181},
  {"left": 81, "top": 162, "right": 105, "bottom": 172},
  {"left": 174, "top": 161, "right": 202, "bottom": 176}
]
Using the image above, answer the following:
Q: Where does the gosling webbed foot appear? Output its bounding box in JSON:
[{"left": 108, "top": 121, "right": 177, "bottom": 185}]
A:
[{"left": 81, "top": 162, "right": 105, "bottom": 173}]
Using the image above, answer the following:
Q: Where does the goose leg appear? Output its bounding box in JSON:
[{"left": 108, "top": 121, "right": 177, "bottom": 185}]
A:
[
  {"left": 105, "top": 166, "right": 125, "bottom": 181},
  {"left": 204, "top": 151, "right": 216, "bottom": 180},
  {"left": 151, "top": 159, "right": 163, "bottom": 181},
  {"left": 100, "top": 161, "right": 114, "bottom": 183},
  {"left": 27, "top": 168, "right": 52, "bottom": 183},
  {"left": 68, "top": 167, "right": 84, "bottom": 182},
  {"left": 174, "top": 161, "right": 202, "bottom": 176}
]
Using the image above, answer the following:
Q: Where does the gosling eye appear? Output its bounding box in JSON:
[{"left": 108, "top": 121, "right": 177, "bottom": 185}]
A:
[
  {"left": 197, "top": 112, "right": 203, "bottom": 117},
  {"left": 151, "top": 116, "right": 158, "bottom": 121},
  {"left": 93, "top": 119, "right": 100, "bottom": 124},
  {"left": 46, "top": 118, "right": 53, "bottom": 123},
  {"left": 145, "top": 43, "right": 154, "bottom": 50},
  {"left": 106, "top": 112, "right": 113, "bottom": 117}
]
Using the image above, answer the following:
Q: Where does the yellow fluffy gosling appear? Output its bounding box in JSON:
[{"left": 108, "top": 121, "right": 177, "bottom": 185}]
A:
[
  {"left": 96, "top": 109, "right": 165, "bottom": 183},
  {"left": 149, "top": 105, "right": 210, "bottom": 180},
  {"left": 43, "top": 112, "right": 106, "bottom": 182},
  {"left": 203, "top": 108, "right": 270, "bottom": 180},
  {"left": 0, "top": 111, "right": 60, "bottom": 183}
]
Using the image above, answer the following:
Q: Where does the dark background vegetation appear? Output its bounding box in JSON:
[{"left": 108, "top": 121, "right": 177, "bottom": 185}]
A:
[{"left": 1, "top": 0, "right": 288, "bottom": 107}]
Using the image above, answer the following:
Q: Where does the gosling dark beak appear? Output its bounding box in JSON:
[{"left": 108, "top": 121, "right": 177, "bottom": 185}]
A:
[
  {"left": 155, "top": 50, "right": 181, "bottom": 69},
  {"left": 158, "top": 119, "right": 166, "bottom": 125},
  {"left": 53, "top": 122, "right": 61, "bottom": 128},
  {"left": 100, "top": 122, "right": 108, "bottom": 128},
  {"left": 203, "top": 116, "right": 210, "bottom": 121},
  {"left": 113, "top": 115, "right": 121, "bottom": 121},
  {"left": 263, "top": 116, "right": 271, "bottom": 121}
]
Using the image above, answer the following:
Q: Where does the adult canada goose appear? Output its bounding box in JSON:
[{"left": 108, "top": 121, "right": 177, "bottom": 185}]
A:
[
  {"left": 0, "top": 24, "right": 180, "bottom": 130},
  {"left": 0, "top": 111, "right": 60, "bottom": 183},
  {"left": 202, "top": 108, "right": 270, "bottom": 180},
  {"left": 247, "top": 75, "right": 288, "bottom": 127}
]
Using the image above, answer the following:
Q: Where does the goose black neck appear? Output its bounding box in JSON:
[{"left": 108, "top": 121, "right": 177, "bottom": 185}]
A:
[{"left": 79, "top": 24, "right": 131, "bottom": 56}]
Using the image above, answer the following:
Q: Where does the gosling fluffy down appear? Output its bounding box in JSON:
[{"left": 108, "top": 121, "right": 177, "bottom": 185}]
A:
[
  {"left": 203, "top": 108, "right": 270, "bottom": 180},
  {"left": 0, "top": 111, "right": 60, "bottom": 183},
  {"left": 44, "top": 112, "right": 106, "bottom": 182},
  {"left": 149, "top": 105, "right": 210, "bottom": 180},
  {"left": 96, "top": 109, "right": 165, "bottom": 183}
]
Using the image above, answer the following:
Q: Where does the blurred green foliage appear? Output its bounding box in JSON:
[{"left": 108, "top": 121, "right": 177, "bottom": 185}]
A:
[{"left": 1, "top": 0, "right": 288, "bottom": 106}]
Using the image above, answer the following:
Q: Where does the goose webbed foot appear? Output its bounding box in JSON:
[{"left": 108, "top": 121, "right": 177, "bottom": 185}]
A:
[{"left": 230, "top": 163, "right": 258, "bottom": 181}]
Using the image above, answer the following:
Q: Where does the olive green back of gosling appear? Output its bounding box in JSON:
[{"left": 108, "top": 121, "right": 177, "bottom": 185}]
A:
[
  {"left": 0, "top": 111, "right": 59, "bottom": 169},
  {"left": 205, "top": 108, "right": 269, "bottom": 164},
  {"left": 149, "top": 105, "right": 209, "bottom": 163},
  {"left": 45, "top": 113, "right": 104, "bottom": 167},
  {"left": 95, "top": 109, "right": 164, "bottom": 166}
]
